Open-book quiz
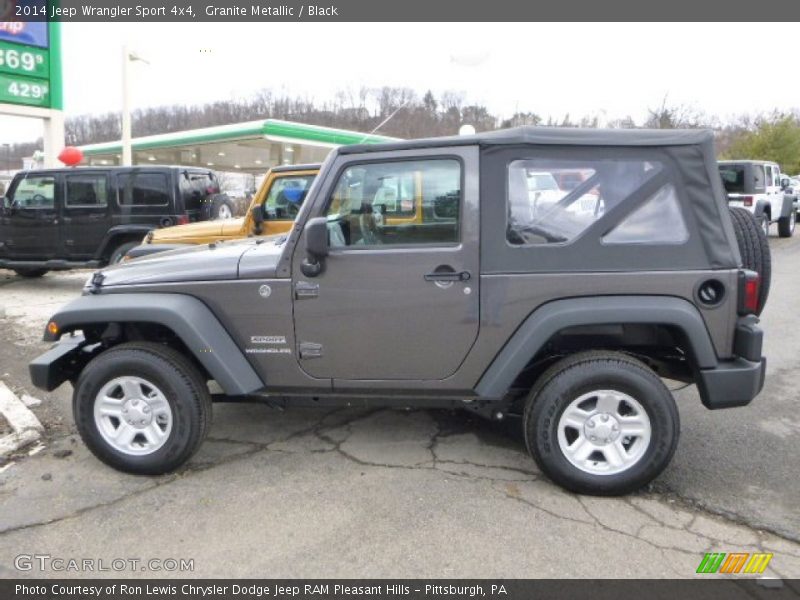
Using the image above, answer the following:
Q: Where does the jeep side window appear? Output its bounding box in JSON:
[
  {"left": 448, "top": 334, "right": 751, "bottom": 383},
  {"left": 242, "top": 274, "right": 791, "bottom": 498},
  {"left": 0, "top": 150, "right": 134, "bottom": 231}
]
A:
[
  {"left": 325, "top": 159, "right": 461, "bottom": 247},
  {"left": 753, "top": 166, "right": 766, "bottom": 191},
  {"left": 263, "top": 175, "right": 315, "bottom": 220},
  {"left": 507, "top": 158, "right": 663, "bottom": 245},
  {"left": 602, "top": 183, "right": 689, "bottom": 245},
  {"left": 65, "top": 174, "right": 108, "bottom": 208},
  {"left": 8, "top": 175, "right": 55, "bottom": 209},
  {"left": 118, "top": 173, "right": 170, "bottom": 207}
]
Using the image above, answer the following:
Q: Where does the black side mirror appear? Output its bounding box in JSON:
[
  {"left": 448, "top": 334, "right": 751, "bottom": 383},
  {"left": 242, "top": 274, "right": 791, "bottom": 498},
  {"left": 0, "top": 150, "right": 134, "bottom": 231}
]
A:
[
  {"left": 301, "top": 216, "right": 329, "bottom": 277},
  {"left": 305, "top": 216, "right": 329, "bottom": 258},
  {"left": 251, "top": 204, "right": 265, "bottom": 234},
  {"left": 251, "top": 203, "right": 265, "bottom": 224}
]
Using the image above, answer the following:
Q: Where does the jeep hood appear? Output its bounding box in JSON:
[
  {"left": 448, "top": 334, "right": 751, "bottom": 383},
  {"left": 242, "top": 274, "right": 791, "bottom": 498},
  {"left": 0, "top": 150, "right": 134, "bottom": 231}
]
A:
[
  {"left": 94, "top": 238, "right": 284, "bottom": 288},
  {"left": 149, "top": 218, "right": 244, "bottom": 243}
]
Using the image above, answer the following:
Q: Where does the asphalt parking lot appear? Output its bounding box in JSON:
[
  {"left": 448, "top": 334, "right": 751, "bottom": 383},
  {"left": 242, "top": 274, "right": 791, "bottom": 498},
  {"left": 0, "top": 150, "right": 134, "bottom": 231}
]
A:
[{"left": 0, "top": 231, "right": 799, "bottom": 580}]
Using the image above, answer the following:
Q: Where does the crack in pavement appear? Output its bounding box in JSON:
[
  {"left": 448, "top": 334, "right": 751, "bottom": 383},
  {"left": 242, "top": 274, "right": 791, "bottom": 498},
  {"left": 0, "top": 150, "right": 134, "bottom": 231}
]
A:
[{"left": 2, "top": 406, "right": 799, "bottom": 575}]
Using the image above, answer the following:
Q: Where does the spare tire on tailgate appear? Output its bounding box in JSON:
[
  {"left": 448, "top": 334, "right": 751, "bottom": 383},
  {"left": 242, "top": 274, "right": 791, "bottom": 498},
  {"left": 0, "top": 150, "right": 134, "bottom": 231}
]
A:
[{"left": 728, "top": 206, "right": 771, "bottom": 314}]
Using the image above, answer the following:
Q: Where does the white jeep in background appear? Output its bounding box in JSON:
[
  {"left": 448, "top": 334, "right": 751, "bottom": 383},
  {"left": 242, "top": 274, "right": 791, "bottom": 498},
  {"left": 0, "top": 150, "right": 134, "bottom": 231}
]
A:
[{"left": 718, "top": 160, "right": 796, "bottom": 237}]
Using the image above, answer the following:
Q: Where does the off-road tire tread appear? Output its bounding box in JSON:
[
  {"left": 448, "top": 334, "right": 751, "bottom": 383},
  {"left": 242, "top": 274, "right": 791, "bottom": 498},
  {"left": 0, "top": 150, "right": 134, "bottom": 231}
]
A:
[
  {"left": 728, "top": 206, "right": 771, "bottom": 313},
  {"left": 777, "top": 211, "right": 796, "bottom": 238}
]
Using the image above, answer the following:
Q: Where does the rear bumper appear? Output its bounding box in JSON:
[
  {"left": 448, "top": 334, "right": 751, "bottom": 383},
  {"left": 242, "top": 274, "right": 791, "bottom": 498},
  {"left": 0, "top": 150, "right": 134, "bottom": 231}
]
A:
[
  {"left": 696, "top": 357, "right": 766, "bottom": 409},
  {"left": 696, "top": 318, "right": 766, "bottom": 409},
  {"left": 29, "top": 334, "right": 91, "bottom": 392}
]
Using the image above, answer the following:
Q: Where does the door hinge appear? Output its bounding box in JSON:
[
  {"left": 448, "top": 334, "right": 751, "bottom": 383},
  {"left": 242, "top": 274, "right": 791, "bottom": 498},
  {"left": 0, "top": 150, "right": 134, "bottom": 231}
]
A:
[
  {"left": 294, "top": 281, "right": 319, "bottom": 299},
  {"left": 298, "top": 342, "right": 323, "bottom": 359}
]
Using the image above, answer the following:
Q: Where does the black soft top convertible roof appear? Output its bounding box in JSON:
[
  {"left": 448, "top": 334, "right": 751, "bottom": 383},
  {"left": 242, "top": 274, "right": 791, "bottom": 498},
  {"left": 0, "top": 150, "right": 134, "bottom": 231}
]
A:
[
  {"left": 339, "top": 126, "right": 715, "bottom": 155},
  {"left": 337, "top": 125, "right": 739, "bottom": 270}
]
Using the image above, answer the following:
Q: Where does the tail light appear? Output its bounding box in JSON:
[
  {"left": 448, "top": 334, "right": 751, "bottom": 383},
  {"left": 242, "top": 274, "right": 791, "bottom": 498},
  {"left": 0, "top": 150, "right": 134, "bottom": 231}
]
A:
[
  {"left": 738, "top": 270, "right": 760, "bottom": 315},
  {"left": 206, "top": 185, "right": 219, "bottom": 194},
  {"left": 175, "top": 215, "right": 189, "bottom": 225},
  {"left": 742, "top": 196, "right": 753, "bottom": 207}
]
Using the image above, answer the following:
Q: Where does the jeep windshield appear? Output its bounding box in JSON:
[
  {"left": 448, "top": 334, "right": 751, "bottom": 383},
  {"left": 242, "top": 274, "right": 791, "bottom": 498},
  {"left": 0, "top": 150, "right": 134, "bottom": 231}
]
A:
[{"left": 263, "top": 175, "right": 315, "bottom": 219}]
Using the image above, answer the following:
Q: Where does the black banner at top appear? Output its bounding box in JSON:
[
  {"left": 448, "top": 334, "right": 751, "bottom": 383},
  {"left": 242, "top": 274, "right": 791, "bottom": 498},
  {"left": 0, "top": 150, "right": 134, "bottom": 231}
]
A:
[{"left": 4, "top": 0, "right": 800, "bottom": 22}]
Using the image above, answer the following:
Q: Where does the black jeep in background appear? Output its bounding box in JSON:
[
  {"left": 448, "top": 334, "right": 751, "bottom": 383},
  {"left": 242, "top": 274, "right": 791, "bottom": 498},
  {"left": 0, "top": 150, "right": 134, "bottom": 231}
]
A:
[{"left": 0, "top": 166, "right": 223, "bottom": 277}]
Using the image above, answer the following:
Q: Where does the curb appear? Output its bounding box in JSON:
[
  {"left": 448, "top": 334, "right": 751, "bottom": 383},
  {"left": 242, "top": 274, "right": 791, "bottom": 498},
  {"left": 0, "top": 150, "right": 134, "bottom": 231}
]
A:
[{"left": 0, "top": 381, "right": 43, "bottom": 457}]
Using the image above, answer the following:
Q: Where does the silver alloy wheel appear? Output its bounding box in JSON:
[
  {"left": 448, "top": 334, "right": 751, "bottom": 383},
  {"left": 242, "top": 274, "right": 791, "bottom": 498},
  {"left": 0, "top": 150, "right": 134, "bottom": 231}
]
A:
[
  {"left": 94, "top": 376, "right": 173, "bottom": 456},
  {"left": 557, "top": 389, "right": 652, "bottom": 476},
  {"left": 217, "top": 203, "right": 232, "bottom": 219}
]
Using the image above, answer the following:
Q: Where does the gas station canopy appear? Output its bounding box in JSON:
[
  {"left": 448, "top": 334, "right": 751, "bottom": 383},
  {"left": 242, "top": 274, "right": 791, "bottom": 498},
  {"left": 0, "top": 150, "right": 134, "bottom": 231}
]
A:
[{"left": 78, "top": 118, "right": 398, "bottom": 173}]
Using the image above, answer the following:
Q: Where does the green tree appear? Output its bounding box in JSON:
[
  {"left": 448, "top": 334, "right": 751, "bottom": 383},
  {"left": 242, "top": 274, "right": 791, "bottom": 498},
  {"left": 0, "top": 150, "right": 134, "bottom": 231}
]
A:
[{"left": 722, "top": 114, "right": 800, "bottom": 175}]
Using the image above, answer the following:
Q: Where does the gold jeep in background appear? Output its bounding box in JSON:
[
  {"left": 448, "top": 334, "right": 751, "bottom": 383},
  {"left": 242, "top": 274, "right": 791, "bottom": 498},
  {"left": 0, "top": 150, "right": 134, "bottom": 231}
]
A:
[{"left": 125, "top": 164, "right": 320, "bottom": 260}]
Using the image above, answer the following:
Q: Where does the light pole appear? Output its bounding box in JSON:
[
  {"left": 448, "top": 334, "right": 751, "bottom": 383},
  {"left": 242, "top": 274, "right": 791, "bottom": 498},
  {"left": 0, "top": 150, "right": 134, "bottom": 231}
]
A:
[{"left": 121, "top": 45, "right": 149, "bottom": 166}]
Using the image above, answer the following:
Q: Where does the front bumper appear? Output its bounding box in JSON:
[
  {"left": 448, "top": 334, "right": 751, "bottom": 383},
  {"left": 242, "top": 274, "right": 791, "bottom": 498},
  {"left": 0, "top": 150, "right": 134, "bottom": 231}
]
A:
[{"left": 29, "top": 334, "right": 92, "bottom": 392}]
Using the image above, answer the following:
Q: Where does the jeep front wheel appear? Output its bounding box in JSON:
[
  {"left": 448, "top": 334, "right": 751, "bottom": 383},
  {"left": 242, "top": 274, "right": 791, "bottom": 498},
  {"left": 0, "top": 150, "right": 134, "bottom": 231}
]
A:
[
  {"left": 524, "top": 351, "right": 679, "bottom": 496},
  {"left": 73, "top": 342, "right": 212, "bottom": 475}
]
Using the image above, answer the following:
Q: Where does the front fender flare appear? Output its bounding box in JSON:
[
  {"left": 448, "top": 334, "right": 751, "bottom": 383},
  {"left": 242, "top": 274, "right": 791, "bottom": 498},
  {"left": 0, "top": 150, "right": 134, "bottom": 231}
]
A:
[
  {"left": 475, "top": 296, "right": 718, "bottom": 399},
  {"left": 43, "top": 293, "right": 264, "bottom": 396}
]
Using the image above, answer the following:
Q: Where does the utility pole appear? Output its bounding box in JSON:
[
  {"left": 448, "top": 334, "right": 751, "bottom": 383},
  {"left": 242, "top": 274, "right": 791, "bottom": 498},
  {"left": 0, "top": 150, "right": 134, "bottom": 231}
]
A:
[{"left": 121, "top": 45, "right": 149, "bottom": 166}]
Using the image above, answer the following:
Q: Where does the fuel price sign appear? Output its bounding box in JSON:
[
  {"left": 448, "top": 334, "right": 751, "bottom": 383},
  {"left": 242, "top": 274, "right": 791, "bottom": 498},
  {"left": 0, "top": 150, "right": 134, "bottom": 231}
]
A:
[{"left": 0, "top": 12, "right": 61, "bottom": 110}]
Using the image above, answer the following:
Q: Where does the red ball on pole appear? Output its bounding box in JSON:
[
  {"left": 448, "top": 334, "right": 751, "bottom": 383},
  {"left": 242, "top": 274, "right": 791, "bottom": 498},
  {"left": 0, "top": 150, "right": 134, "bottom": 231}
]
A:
[{"left": 58, "top": 147, "right": 84, "bottom": 167}]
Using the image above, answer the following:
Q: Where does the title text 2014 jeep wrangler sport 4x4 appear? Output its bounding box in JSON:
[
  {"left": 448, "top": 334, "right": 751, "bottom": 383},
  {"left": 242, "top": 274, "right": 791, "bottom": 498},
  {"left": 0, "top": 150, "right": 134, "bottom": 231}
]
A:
[{"left": 30, "top": 127, "right": 767, "bottom": 496}]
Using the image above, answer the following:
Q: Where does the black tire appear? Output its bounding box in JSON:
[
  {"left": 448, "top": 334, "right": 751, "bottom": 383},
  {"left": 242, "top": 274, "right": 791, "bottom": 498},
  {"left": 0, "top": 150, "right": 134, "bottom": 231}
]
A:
[
  {"left": 73, "top": 342, "right": 212, "bottom": 475},
  {"left": 12, "top": 268, "right": 48, "bottom": 278},
  {"left": 728, "top": 207, "right": 771, "bottom": 314},
  {"left": 107, "top": 241, "right": 140, "bottom": 265},
  {"left": 523, "top": 351, "right": 680, "bottom": 496},
  {"left": 778, "top": 210, "right": 796, "bottom": 238},
  {"left": 210, "top": 194, "right": 234, "bottom": 220}
]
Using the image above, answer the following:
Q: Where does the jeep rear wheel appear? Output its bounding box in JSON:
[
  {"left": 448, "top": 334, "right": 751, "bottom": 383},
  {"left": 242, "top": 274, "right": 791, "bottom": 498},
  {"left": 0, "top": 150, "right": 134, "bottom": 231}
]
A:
[
  {"left": 728, "top": 207, "right": 771, "bottom": 314},
  {"left": 524, "top": 351, "right": 679, "bottom": 496},
  {"left": 778, "top": 210, "right": 796, "bottom": 238},
  {"left": 108, "top": 241, "right": 140, "bottom": 265},
  {"left": 210, "top": 194, "right": 235, "bottom": 220},
  {"left": 73, "top": 342, "right": 212, "bottom": 475}
]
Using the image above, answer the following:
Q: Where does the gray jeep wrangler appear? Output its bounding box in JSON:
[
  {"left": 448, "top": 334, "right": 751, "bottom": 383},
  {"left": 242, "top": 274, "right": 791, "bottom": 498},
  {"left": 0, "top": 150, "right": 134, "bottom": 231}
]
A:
[{"left": 29, "top": 127, "right": 768, "bottom": 496}]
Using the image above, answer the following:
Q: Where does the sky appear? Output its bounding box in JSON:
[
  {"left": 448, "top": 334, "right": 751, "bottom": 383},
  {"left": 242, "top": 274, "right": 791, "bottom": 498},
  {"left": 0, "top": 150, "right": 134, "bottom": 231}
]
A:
[{"left": 2, "top": 22, "right": 800, "bottom": 144}]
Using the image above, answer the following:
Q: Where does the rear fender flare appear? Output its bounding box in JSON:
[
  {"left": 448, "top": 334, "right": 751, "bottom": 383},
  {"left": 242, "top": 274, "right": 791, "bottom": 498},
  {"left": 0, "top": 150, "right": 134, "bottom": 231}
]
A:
[
  {"left": 778, "top": 195, "right": 795, "bottom": 219},
  {"left": 475, "top": 295, "right": 718, "bottom": 399},
  {"left": 95, "top": 226, "right": 154, "bottom": 260}
]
